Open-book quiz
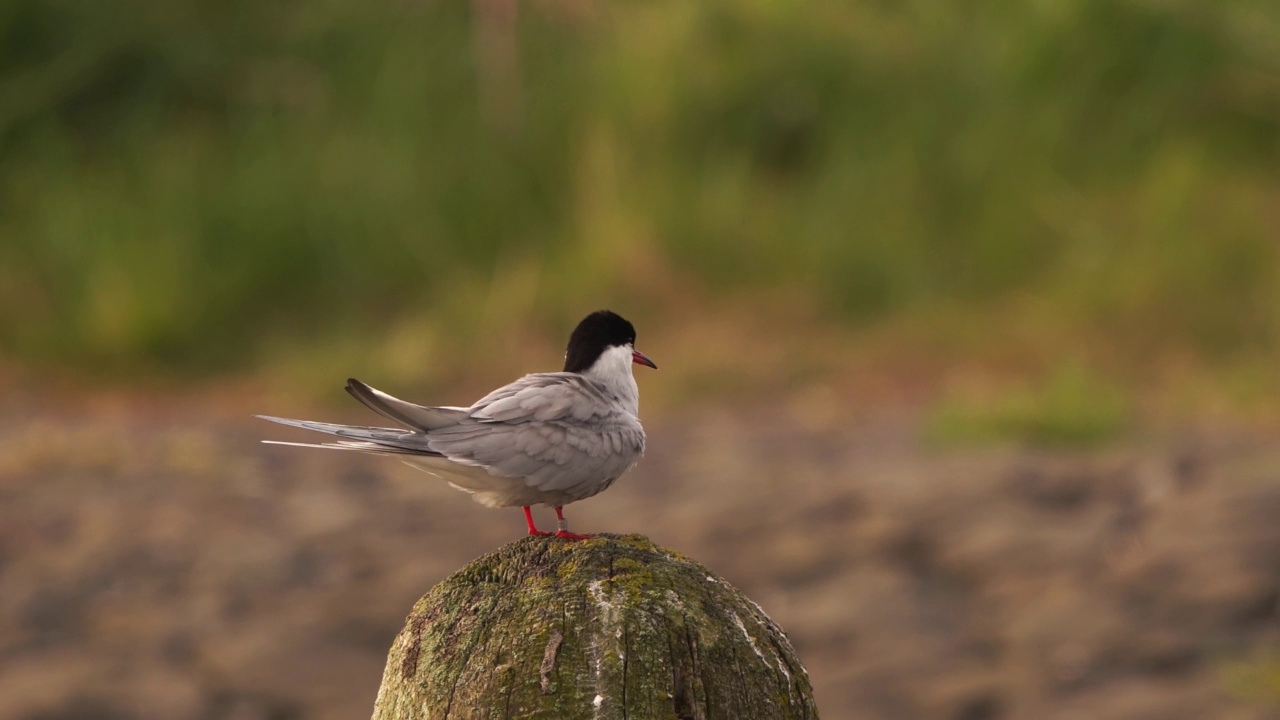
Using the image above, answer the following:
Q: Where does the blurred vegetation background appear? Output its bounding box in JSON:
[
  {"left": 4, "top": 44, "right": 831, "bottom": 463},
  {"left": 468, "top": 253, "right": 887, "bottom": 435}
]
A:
[
  {"left": 6, "top": 5, "right": 1280, "bottom": 718},
  {"left": 2, "top": 0, "right": 1278, "bottom": 438}
]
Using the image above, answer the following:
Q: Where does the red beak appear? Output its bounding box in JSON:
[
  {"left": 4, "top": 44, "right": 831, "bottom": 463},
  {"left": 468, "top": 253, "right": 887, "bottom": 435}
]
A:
[{"left": 631, "top": 349, "right": 658, "bottom": 370}]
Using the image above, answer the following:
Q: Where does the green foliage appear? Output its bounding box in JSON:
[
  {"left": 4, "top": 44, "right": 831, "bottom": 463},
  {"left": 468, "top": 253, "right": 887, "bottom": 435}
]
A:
[
  {"left": 1, "top": 0, "right": 1278, "bottom": 384},
  {"left": 926, "top": 362, "right": 1132, "bottom": 447}
]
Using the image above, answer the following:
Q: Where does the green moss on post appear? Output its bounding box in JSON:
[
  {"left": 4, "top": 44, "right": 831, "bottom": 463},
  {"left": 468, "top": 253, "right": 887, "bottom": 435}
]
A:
[{"left": 371, "top": 534, "right": 819, "bottom": 720}]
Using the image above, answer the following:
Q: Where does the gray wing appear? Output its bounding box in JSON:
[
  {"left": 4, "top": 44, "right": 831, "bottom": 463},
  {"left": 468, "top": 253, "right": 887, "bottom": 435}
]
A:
[
  {"left": 425, "top": 373, "right": 646, "bottom": 495},
  {"left": 259, "top": 374, "right": 645, "bottom": 501},
  {"left": 345, "top": 378, "right": 467, "bottom": 430}
]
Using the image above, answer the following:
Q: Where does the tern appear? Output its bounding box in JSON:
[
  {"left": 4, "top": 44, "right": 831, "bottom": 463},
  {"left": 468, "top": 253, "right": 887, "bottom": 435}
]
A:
[{"left": 257, "top": 310, "right": 656, "bottom": 539}]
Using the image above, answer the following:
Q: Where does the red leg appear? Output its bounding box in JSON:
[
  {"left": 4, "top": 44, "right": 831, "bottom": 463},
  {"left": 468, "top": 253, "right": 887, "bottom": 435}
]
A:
[
  {"left": 553, "top": 505, "right": 593, "bottom": 540},
  {"left": 523, "top": 506, "right": 553, "bottom": 537}
]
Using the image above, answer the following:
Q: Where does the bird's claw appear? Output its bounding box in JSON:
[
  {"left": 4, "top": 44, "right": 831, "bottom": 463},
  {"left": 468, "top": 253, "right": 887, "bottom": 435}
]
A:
[{"left": 554, "top": 530, "right": 593, "bottom": 540}]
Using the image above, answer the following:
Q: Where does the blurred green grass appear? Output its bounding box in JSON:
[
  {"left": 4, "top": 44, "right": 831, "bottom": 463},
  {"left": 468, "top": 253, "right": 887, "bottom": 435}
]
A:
[
  {"left": 1, "top": 0, "right": 1278, "bottom": 423},
  {"left": 925, "top": 361, "right": 1132, "bottom": 447},
  {"left": 1222, "top": 654, "right": 1280, "bottom": 707}
]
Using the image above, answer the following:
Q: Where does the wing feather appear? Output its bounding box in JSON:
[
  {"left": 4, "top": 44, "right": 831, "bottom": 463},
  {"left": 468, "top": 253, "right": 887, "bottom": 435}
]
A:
[
  {"left": 344, "top": 379, "right": 467, "bottom": 430},
  {"left": 259, "top": 371, "right": 645, "bottom": 505},
  {"left": 426, "top": 374, "right": 645, "bottom": 495}
]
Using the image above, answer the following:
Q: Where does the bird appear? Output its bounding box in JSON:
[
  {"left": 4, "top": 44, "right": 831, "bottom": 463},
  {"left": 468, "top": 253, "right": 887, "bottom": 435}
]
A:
[{"left": 256, "top": 310, "right": 657, "bottom": 539}]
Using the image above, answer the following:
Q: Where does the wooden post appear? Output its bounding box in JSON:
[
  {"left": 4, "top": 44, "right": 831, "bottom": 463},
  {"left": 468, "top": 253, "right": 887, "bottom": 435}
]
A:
[{"left": 371, "top": 534, "right": 819, "bottom": 719}]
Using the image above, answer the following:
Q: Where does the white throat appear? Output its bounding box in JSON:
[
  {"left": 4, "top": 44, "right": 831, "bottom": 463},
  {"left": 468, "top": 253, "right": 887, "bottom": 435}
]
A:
[{"left": 582, "top": 344, "right": 640, "bottom": 415}]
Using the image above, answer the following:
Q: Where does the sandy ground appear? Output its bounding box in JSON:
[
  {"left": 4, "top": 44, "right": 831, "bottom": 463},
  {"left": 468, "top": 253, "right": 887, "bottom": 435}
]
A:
[{"left": 2, "top": 397, "right": 1279, "bottom": 720}]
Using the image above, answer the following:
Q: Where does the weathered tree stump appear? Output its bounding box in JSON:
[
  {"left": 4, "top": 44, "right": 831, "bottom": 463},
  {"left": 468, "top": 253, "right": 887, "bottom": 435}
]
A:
[{"left": 372, "top": 534, "right": 818, "bottom": 719}]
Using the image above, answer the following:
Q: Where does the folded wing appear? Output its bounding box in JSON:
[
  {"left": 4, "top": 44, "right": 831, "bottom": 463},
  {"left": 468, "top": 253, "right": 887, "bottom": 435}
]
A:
[
  {"left": 426, "top": 373, "right": 645, "bottom": 496},
  {"left": 258, "top": 374, "right": 645, "bottom": 505},
  {"left": 345, "top": 378, "right": 467, "bottom": 430}
]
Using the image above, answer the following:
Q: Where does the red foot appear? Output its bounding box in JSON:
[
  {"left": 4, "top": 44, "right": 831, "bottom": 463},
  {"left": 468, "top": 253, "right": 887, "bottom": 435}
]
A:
[
  {"left": 525, "top": 506, "right": 594, "bottom": 539},
  {"left": 550, "top": 506, "right": 593, "bottom": 540},
  {"left": 523, "top": 506, "right": 554, "bottom": 536}
]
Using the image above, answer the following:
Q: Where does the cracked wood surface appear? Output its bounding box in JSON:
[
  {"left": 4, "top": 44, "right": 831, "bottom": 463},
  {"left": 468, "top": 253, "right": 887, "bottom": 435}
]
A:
[{"left": 370, "top": 534, "right": 819, "bottom": 720}]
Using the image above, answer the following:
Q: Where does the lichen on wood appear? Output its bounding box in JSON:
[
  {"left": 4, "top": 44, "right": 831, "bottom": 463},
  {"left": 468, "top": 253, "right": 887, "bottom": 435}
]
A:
[{"left": 371, "top": 534, "right": 819, "bottom": 720}]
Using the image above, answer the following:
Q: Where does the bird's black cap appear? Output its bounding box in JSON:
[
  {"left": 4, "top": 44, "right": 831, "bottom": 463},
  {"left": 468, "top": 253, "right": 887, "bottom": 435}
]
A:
[{"left": 564, "top": 310, "right": 638, "bottom": 373}]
